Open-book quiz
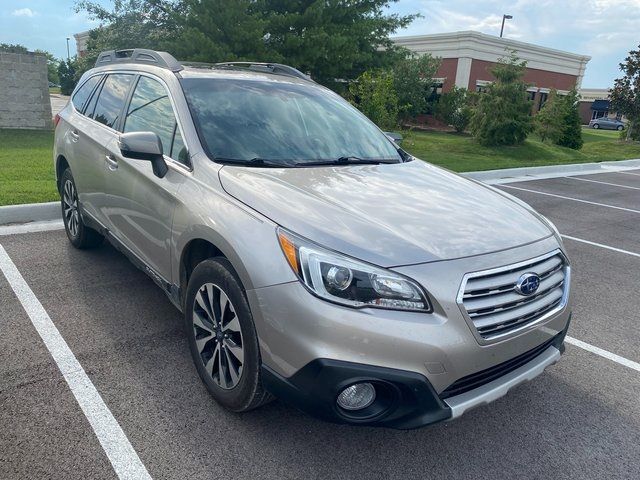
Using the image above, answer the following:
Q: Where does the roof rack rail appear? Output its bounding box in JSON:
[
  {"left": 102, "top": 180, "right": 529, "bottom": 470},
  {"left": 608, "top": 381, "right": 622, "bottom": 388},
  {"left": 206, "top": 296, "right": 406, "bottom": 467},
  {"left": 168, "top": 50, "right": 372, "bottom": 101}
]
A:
[
  {"left": 213, "top": 62, "right": 312, "bottom": 81},
  {"left": 95, "top": 49, "right": 183, "bottom": 72}
]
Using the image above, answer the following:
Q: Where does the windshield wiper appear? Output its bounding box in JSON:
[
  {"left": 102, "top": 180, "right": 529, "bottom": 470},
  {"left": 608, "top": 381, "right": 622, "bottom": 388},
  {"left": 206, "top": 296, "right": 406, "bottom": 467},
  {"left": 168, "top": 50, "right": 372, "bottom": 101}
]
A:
[
  {"left": 215, "top": 157, "right": 296, "bottom": 168},
  {"left": 296, "top": 156, "right": 399, "bottom": 167}
]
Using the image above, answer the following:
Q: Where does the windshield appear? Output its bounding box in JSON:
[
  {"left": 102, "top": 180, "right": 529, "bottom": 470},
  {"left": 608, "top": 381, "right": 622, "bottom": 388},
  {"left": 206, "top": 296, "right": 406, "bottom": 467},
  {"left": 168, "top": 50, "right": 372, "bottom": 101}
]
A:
[{"left": 181, "top": 77, "right": 402, "bottom": 166}]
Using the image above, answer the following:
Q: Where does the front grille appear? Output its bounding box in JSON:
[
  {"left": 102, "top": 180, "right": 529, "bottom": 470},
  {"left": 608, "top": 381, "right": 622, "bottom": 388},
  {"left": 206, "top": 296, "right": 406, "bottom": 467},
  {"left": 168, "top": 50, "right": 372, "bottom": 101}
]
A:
[
  {"left": 440, "top": 335, "right": 557, "bottom": 399},
  {"left": 458, "top": 250, "right": 569, "bottom": 340}
]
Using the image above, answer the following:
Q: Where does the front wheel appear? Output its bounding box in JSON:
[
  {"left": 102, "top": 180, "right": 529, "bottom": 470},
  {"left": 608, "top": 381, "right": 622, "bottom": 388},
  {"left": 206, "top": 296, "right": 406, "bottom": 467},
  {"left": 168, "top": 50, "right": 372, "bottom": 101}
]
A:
[
  {"left": 60, "top": 168, "right": 103, "bottom": 249},
  {"left": 185, "top": 258, "right": 271, "bottom": 412},
  {"left": 617, "top": 125, "right": 624, "bottom": 131},
  {"left": 592, "top": 123, "right": 600, "bottom": 129}
]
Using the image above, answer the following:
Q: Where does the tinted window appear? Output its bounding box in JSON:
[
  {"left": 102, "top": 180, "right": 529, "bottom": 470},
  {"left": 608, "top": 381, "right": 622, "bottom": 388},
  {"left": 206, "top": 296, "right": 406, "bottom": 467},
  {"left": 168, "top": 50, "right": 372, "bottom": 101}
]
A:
[
  {"left": 124, "top": 76, "right": 187, "bottom": 163},
  {"left": 92, "top": 74, "right": 134, "bottom": 129},
  {"left": 182, "top": 78, "right": 401, "bottom": 166},
  {"left": 72, "top": 75, "right": 102, "bottom": 112}
]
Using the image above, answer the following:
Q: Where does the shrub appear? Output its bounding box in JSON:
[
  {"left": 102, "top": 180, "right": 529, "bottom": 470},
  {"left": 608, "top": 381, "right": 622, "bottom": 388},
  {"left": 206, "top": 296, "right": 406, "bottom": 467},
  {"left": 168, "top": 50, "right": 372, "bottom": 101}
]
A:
[
  {"left": 349, "top": 70, "right": 399, "bottom": 130},
  {"left": 58, "top": 59, "right": 78, "bottom": 96},
  {"left": 470, "top": 51, "right": 533, "bottom": 146},
  {"left": 556, "top": 89, "right": 583, "bottom": 150},
  {"left": 534, "top": 89, "right": 563, "bottom": 143},
  {"left": 392, "top": 53, "right": 441, "bottom": 120},
  {"left": 436, "top": 86, "right": 473, "bottom": 132}
]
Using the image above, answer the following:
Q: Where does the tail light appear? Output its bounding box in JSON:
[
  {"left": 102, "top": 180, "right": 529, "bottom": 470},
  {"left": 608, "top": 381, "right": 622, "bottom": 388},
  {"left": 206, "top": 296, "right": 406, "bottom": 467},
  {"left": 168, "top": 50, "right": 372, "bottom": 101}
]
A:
[{"left": 53, "top": 114, "right": 61, "bottom": 127}]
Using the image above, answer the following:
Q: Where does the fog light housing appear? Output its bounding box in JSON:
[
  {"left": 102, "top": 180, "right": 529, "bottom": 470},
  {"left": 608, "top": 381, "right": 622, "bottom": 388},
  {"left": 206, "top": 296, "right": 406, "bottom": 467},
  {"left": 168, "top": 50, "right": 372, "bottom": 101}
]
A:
[{"left": 336, "top": 383, "right": 376, "bottom": 411}]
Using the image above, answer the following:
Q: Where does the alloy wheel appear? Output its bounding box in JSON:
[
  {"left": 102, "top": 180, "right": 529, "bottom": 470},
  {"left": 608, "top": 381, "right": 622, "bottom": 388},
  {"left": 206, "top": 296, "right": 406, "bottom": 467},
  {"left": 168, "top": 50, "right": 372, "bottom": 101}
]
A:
[
  {"left": 192, "top": 283, "right": 244, "bottom": 389},
  {"left": 63, "top": 179, "right": 80, "bottom": 238}
]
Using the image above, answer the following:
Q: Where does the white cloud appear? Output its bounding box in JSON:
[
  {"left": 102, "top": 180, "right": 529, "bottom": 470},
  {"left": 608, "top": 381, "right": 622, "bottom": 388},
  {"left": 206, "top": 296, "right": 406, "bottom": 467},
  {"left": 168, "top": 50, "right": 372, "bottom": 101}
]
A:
[{"left": 11, "top": 8, "right": 36, "bottom": 17}]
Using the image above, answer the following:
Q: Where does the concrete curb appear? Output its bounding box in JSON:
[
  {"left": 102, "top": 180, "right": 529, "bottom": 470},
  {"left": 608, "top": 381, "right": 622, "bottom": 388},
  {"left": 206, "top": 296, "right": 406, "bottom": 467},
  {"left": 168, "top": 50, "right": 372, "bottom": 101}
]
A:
[
  {"left": 1, "top": 159, "right": 639, "bottom": 226},
  {"left": 0, "top": 202, "right": 60, "bottom": 226},
  {"left": 462, "top": 158, "right": 640, "bottom": 185}
]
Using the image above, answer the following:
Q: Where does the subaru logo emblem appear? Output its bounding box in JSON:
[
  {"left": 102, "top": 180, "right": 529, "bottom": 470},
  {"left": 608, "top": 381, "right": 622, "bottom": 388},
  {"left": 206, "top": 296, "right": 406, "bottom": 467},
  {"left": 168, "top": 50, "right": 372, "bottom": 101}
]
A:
[{"left": 515, "top": 272, "right": 540, "bottom": 296}]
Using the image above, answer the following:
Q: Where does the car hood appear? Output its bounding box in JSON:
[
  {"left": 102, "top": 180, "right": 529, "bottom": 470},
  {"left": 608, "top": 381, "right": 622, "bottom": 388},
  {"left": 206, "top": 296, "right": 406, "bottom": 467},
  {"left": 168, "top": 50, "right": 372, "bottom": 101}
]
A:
[{"left": 219, "top": 160, "right": 552, "bottom": 267}]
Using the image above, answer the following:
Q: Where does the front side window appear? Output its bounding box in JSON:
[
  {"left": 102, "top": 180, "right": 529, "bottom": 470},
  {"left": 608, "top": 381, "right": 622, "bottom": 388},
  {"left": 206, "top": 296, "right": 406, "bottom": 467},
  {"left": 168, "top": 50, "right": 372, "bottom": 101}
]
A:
[
  {"left": 92, "top": 74, "right": 134, "bottom": 129},
  {"left": 181, "top": 78, "right": 401, "bottom": 166},
  {"left": 123, "top": 76, "right": 187, "bottom": 163},
  {"left": 72, "top": 75, "right": 102, "bottom": 113}
]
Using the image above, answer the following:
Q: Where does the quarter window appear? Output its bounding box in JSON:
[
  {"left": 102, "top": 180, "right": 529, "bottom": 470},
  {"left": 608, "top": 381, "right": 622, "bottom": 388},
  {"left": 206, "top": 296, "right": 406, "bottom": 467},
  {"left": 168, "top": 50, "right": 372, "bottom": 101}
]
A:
[
  {"left": 123, "top": 76, "right": 187, "bottom": 164},
  {"left": 91, "top": 74, "right": 134, "bottom": 130},
  {"left": 71, "top": 75, "right": 102, "bottom": 113}
]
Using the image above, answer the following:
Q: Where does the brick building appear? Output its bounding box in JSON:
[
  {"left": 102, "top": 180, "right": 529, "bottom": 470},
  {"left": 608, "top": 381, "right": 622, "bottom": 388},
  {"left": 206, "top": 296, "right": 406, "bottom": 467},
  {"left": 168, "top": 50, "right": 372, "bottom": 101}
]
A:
[{"left": 392, "top": 31, "right": 591, "bottom": 113}]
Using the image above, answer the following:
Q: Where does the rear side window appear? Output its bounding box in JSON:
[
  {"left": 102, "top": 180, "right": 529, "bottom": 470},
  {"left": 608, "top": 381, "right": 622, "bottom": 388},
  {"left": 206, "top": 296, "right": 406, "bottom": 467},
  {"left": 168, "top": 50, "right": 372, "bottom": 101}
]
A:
[
  {"left": 71, "top": 75, "right": 102, "bottom": 112},
  {"left": 123, "top": 76, "right": 187, "bottom": 163},
  {"left": 91, "top": 74, "right": 134, "bottom": 130}
]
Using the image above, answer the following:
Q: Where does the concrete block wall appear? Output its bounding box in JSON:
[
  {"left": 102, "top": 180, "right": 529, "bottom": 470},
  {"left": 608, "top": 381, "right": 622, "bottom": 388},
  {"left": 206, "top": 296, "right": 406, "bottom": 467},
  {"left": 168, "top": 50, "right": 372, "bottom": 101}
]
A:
[{"left": 0, "top": 52, "right": 53, "bottom": 130}]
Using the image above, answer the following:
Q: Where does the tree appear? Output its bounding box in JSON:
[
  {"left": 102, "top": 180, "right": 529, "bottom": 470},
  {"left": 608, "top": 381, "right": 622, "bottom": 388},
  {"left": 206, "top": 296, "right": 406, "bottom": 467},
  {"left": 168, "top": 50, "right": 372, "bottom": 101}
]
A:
[
  {"left": 435, "top": 86, "right": 473, "bottom": 133},
  {"left": 556, "top": 88, "right": 583, "bottom": 150},
  {"left": 58, "top": 59, "right": 78, "bottom": 95},
  {"left": 349, "top": 70, "right": 399, "bottom": 130},
  {"left": 470, "top": 51, "right": 533, "bottom": 146},
  {"left": 34, "top": 50, "right": 60, "bottom": 85},
  {"left": 534, "top": 89, "right": 563, "bottom": 143},
  {"left": 611, "top": 44, "right": 640, "bottom": 141},
  {"left": 0, "top": 43, "right": 29, "bottom": 53},
  {"left": 391, "top": 53, "right": 440, "bottom": 120},
  {"left": 74, "top": 0, "right": 419, "bottom": 89}
]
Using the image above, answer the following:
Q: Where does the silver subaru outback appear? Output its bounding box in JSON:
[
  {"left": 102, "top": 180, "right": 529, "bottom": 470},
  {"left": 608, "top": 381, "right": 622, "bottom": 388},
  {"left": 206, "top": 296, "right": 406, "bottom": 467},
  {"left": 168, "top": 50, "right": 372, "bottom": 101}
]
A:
[{"left": 53, "top": 49, "right": 571, "bottom": 429}]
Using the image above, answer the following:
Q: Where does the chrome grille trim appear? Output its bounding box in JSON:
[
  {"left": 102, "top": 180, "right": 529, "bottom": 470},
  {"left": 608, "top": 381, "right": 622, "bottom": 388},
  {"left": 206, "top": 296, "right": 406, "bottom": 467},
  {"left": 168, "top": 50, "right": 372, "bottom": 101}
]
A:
[{"left": 457, "top": 249, "right": 570, "bottom": 341}]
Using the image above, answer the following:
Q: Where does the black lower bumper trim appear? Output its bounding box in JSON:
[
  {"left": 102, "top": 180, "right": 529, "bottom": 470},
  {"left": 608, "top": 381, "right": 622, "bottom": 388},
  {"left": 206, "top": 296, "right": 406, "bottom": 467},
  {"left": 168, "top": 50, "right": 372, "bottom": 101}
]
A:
[{"left": 261, "top": 359, "right": 451, "bottom": 430}]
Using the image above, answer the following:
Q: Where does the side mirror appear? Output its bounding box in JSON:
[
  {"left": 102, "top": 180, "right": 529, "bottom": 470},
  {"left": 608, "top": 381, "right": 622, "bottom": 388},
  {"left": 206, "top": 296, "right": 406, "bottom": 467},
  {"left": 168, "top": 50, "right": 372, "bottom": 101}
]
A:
[
  {"left": 384, "top": 132, "right": 403, "bottom": 146},
  {"left": 118, "top": 131, "right": 168, "bottom": 178}
]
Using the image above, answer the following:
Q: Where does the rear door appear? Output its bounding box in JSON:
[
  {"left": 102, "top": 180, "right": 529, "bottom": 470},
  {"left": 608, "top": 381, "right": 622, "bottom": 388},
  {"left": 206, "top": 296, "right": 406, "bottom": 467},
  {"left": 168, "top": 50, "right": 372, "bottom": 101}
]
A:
[{"left": 102, "top": 74, "right": 189, "bottom": 282}]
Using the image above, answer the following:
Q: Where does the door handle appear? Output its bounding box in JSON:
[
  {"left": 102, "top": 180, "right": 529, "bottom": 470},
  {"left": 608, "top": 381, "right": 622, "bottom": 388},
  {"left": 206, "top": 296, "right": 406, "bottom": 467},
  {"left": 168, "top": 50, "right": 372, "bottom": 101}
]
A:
[
  {"left": 69, "top": 130, "right": 79, "bottom": 142},
  {"left": 105, "top": 154, "right": 118, "bottom": 171}
]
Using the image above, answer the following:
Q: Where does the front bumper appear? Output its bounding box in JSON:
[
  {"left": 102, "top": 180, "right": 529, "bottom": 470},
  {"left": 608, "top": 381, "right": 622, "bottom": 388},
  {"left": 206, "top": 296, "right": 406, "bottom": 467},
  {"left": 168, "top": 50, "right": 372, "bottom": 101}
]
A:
[{"left": 262, "top": 322, "right": 568, "bottom": 429}]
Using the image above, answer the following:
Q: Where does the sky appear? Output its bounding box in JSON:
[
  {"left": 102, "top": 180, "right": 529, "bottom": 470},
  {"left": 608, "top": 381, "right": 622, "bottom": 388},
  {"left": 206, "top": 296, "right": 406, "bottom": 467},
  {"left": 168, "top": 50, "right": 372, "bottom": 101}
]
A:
[{"left": 1, "top": 0, "right": 639, "bottom": 88}]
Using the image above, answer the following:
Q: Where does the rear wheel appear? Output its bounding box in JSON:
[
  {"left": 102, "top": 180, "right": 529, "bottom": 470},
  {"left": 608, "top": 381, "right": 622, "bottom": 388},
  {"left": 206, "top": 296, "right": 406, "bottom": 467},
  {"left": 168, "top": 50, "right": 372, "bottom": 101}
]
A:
[
  {"left": 617, "top": 125, "right": 624, "bottom": 131},
  {"left": 592, "top": 123, "right": 600, "bottom": 129},
  {"left": 185, "top": 258, "right": 272, "bottom": 412},
  {"left": 60, "top": 168, "right": 103, "bottom": 249}
]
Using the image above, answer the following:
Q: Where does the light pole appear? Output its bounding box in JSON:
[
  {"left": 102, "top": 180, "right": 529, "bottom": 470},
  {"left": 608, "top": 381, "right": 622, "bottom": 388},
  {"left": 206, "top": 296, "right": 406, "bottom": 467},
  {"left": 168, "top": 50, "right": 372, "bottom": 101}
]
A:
[
  {"left": 66, "top": 37, "right": 70, "bottom": 60},
  {"left": 500, "top": 14, "right": 513, "bottom": 38}
]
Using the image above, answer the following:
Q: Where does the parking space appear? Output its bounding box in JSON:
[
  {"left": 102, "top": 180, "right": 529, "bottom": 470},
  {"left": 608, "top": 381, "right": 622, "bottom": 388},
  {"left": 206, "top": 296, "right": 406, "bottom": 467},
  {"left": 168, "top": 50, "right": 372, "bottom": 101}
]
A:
[{"left": 1, "top": 168, "right": 640, "bottom": 479}]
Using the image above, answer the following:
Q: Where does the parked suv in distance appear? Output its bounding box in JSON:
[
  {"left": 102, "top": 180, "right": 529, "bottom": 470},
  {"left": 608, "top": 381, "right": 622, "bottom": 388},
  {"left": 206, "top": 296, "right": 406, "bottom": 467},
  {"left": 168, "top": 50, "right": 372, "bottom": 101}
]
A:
[{"left": 53, "top": 49, "right": 572, "bottom": 429}]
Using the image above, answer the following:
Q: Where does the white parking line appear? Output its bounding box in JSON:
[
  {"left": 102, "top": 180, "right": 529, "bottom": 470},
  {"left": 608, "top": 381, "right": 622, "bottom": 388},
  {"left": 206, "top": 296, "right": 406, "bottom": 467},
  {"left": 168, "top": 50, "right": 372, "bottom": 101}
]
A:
[
  {"left": 619, "top": 171, "right": 640, "bottom": 177},
  {"left": 502, "top": 185, "right": 640, "bottom": 214},
  {"left": 0, "top": 220, "right": 64, "bottom": 236},
  {"left": 0, "top": 245, "right": 152, "bottom": 480},
  {"left": 565, "top": 336, "right": 640, "bottom": 373},
  {"left": 566, "top": 176, "right": 640, "bottom": 191},
  {"left": 561, "top": 235, "right": 640, "bottom": 258}
]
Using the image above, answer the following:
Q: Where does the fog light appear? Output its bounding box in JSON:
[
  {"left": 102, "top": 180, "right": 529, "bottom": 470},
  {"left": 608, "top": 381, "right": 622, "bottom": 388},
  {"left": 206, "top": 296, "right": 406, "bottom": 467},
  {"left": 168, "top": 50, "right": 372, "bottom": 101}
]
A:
[{"left": 336, "top": 383, "right": 376, "bottom": 411}]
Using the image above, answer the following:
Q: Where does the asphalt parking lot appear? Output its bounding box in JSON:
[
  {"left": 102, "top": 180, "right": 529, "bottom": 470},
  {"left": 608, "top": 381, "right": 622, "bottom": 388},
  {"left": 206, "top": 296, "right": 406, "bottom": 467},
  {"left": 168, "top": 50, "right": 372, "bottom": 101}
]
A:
[{"left": 1, "top": 169, "right": 639, "bottom": 479}]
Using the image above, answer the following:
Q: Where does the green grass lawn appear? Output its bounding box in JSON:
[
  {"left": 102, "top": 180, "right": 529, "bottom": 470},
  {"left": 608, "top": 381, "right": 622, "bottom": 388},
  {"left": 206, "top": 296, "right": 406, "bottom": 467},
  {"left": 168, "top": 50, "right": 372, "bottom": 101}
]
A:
[
  {"left": 0, "top": 129, "right": 57, "bottom": 206},
  {"left": 0, "top": 126, "right": 638, "bottom": 206},
  {"left": 402, "top": 127, "right": 640, "bottom": 172},
  {"left": 49, "top": 86, "right": 61, "bottom": 95}
]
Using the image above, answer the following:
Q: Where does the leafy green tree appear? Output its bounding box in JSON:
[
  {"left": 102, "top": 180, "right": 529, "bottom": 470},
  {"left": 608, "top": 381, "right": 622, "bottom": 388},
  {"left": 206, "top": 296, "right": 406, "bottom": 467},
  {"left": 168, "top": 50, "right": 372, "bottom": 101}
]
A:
[
  {"left": 34, "top": 50, "right": 60, "bottom": 85},
  {"left": 391, "top": 53, "right": 440, "bottom": 119},
  {"left": 611, "top": 44, "right": 640, "bottom": 141},
  {"left": 0, "top": 43, "right": 29, "bottom": 53},
  {"left": 435, "top": 86, "right": 473, "bottom": 133},
  {"left": 349, "top": 70, "right": 399, "bottom": 130},
  {"left": 555, "top": 88, "right": 583, "bottom": 150},
  {"left": 58, "top": 59, "right": 78, "bottom": 95},
  {"left": 534, "top": 89, "right": 563, "bottom": 143},
  {"left": 470, "top": 51, "right": 533, "bottom": 146}
]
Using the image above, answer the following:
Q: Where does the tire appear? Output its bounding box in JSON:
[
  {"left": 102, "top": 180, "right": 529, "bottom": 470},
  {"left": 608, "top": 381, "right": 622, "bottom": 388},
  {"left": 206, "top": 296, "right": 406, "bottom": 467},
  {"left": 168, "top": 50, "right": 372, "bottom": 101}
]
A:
[
  {"left": 185, "top": 257, "right": 272, "bottom": 412},
  {"left": 593, "top": 123, "right": 600, "bottom": 129},
  {"left": 59, "top": 168, "right": 103, "bottom": 249},
  {"left": 617, "top": 125, "right": 624, "bottom": 131}
]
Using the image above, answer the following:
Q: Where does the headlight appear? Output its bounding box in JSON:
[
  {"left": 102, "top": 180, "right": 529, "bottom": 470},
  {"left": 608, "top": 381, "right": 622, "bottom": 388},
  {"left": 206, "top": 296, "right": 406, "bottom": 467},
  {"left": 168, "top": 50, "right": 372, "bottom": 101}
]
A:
[{"left": 277, "top": 228, "right": 431, "bottom": 312}]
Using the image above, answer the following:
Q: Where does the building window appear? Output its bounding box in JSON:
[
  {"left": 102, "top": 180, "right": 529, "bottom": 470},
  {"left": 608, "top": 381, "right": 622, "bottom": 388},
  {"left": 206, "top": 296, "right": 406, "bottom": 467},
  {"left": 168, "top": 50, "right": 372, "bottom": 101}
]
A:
[
  {"left": 426, "top": 82, "right": 444, "bottom": 104},
  {"left": 527, "top": 90, "right": 536, "bottom": 102},
  {"left": 538, "top": 92, "right": 548, "bottom": 111}
]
